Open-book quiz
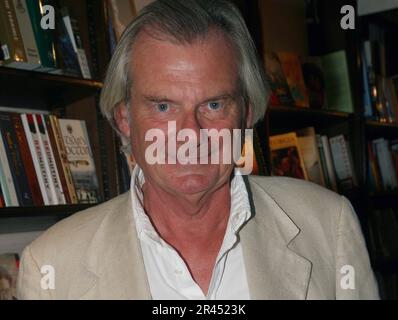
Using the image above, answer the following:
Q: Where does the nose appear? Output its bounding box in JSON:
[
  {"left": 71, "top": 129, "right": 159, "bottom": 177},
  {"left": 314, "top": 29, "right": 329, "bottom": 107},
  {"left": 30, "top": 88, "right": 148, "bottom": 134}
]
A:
[{"left": 177, "top": 109, "right": 202, "bottom": 145}]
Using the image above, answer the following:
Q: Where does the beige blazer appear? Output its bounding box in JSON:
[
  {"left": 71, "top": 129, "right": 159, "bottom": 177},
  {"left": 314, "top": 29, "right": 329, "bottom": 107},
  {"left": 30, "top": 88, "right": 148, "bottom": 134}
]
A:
[{"left": 17, "top": 176, "right": 379, "bottom": 299}]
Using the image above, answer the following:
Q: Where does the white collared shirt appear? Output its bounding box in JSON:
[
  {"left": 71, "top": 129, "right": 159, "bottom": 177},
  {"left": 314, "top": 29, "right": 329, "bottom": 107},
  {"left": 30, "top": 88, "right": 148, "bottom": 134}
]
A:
[{"left": 130, "top": 166, "right": 251, "bottom": 300}]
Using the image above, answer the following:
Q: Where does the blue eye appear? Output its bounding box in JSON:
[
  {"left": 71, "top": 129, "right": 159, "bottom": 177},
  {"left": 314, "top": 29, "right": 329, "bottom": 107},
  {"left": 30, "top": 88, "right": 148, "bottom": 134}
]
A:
[
  {"left": 157, "top": 103, "right": 169, "bottom": 112},
  {"left": 208, "top": 102, "right": 221, "bottom": 110}
]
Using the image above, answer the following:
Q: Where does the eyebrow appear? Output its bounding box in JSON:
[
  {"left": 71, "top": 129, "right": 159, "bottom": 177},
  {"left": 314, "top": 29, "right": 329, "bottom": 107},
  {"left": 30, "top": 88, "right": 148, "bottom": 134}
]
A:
[{"left": 142, "top": 92, "right": 238, "bottom": 105}]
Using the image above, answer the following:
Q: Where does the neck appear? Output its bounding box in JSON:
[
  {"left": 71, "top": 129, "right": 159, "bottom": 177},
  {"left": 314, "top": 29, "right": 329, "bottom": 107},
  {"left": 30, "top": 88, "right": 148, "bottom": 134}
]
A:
[{"left": 142, "top": 179, "right": 231, "bottom": 242}]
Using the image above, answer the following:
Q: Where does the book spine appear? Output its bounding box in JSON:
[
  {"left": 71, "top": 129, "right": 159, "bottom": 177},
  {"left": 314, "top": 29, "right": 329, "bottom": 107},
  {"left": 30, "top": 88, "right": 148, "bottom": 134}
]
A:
[
  {"left": 12, "top": 0, "right": 41, "bottom": 67},
  {"left": 316, "top": 134, "right": 331, "bottom": 189},
  {"left": 0, "top": 184, "right": 4, "bottom": 207},
  {"left": 45, "top": 115, "right": 71, "bottom": 204},
  {"left": 0, "top": 0, "right": 27, "bottom": 65},
  {"left": 21, "top": 113, "right": 52, "bottom": 205},
  {"left": 0, "top": 113, "right": 34, "bottom": 206},
  {"left": 80, "top": 121, "right": 101, "bottom": 203},
  {"left": 69, "top": 14, "right": 92, "bottom": 79},
  {"left": 36, "top": 114, "right": 66, "bottom": 204},
  {"left": 329, "top": 135, "right": 355, "bottom": 192},
  {"left": 0, "top": 132, "right": 19, "bottom": 206},
  {"left": 25, "top": 0, "right": 56, "bottom": 69},
  {"left": 367, "top": 141, "right": 381, "bottom": 193},
  {"left": 11, "top": 113, "right": 44, "bottom": 206},
  {"left": 321, "top": 135, "right": 338, "bottom": 192},
  {"left": 50, "top": 115, "right": 78, "bottom": 204}
]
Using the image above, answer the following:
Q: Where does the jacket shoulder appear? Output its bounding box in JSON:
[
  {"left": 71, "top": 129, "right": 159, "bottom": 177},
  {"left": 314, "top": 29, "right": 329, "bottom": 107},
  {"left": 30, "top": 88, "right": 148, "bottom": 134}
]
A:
[
  {"left": 247, "top": 175, "right": 344, "bottom": 229},
  {"left": 27, "top": 192, "right": 130, "bottom": 262}
]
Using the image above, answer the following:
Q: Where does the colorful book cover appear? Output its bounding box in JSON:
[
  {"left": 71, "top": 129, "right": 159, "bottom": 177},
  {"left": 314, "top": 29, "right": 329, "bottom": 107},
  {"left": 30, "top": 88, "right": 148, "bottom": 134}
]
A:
[
  {"left": 21, "top": 113, "right": 52, "bottom": 205},
  {"left": 0, "top": 112, "right": 34, "bottom": 206},
  {"left": 277, "top": 52, "right": 310, "bottom": 108},
  {"left": 35, "top": 114, "right": 65, "bottom": 205},
  {"left": 11, "top": 113, "right": 44, "bottom": 206},
  {"left": 59, "top": 119, "right": 101, "bottom": 204},
  {"left": 44, "top": 115, "right": 71, "bottom": 204},
  {"left": 264, "top": 52, "right": 294, "bottom": 106},
  {"left": 25, "top": 0, "right": 57, "bottom": 70},
  {"left": 50, "top": 115, "right": 78, "bottom": 204},
  {"left": 269, "top": 132, "right": 308, "bottom": 180},
  {"left": 0, "top": 253, "right": 19, "bottom": 300}
]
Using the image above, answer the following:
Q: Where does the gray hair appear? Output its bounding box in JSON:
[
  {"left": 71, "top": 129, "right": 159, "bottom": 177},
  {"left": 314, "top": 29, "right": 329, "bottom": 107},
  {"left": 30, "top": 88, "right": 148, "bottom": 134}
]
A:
[{"left": 100, "top": 0, "right": 269, "bottom": 151}]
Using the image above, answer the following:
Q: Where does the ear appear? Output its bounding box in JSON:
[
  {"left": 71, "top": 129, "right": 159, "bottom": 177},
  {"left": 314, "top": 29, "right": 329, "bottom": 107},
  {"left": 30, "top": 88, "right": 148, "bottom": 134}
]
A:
[
  {"left": 114, "top": 101, "right": 131, "bottom": 138},
  {"left": 245, "top": 103, "right": 253, "bottom": 129}
]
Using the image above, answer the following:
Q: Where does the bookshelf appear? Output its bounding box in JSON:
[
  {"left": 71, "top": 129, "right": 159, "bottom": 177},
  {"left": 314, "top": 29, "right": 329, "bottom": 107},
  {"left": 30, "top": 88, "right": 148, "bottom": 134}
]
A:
[
  {"left": 0, "top": 66, "right": 102, "bottom": 107},
  {"left": 0, "top": 0, "right": 112, "bottom": 236},
  {"left": 0, "top": 0, "right": 397, "bottom": 299}
]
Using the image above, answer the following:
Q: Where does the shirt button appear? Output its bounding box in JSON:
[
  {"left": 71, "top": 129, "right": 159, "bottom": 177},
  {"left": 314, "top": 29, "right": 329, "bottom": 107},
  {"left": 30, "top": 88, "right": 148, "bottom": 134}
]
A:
[{"left": 175, "top": 269, "right": 183, "bottom": 275}]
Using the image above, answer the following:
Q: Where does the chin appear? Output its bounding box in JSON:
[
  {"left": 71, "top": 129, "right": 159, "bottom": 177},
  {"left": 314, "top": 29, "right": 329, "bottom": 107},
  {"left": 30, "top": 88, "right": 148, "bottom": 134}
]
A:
[{"left": 165, "top": 164, "right": 219, "bottom": 195}]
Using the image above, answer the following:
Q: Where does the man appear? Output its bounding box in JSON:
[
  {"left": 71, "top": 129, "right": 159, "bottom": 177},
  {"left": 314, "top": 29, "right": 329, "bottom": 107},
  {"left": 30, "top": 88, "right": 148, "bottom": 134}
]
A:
[{"left": 17, "top": 0, "right": 379, "bottom": 299}]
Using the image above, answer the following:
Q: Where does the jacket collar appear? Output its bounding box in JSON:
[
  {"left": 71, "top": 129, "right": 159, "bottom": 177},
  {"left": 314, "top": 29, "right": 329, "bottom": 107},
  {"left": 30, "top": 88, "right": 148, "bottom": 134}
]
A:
[
  {"left": 77, "top": 176, "right": 311, "bottom": 299},
  {"left": 76, "top": 193, "right": 152, "bottom": 299},
  {"left": 240, "top": 177, "right": 312, "bottom": 299}
]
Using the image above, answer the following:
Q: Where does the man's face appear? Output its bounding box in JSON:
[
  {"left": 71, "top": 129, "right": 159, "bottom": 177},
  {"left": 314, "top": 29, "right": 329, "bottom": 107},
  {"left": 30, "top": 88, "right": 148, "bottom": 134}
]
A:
[{"left": 125, "top": 29, "right": 248, "bottom": 197}]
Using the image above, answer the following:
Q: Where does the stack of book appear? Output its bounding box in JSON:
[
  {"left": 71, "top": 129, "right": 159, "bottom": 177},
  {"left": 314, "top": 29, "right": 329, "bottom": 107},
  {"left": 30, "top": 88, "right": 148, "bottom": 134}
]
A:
[
  {"left": 367, "top": 138, "right": 398, "bottom": 193},
  {"left": 0, "top": 110, "right": 101, "bottom": 207},
  {"left": 269, "top": 127, "right": 357, "bottom": 194},
  {"left": 0, "top": 0, "right": 92, "bottom": 78}
]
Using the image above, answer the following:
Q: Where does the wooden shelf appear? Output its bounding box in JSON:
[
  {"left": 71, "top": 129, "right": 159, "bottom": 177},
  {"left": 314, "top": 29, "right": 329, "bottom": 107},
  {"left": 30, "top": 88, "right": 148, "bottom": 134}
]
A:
[
  {"left": 268, "top": 105, "right": 352, "bottom": 118},
  {"left": 267, "top": 105, "right": 352, "bottom": 133},
  {"left": 0, "top": 66, "right": 103, "bottom": 108},
  {"left": 366, "top": 120, "right": 398, "bottom": 138},
  {"left": 0, "top": 204, "right": 97, "bottom": 219}
]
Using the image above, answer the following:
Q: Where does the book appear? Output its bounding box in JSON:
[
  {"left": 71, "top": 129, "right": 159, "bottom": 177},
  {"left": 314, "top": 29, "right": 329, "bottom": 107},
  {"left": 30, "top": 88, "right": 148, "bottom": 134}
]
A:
[
  {"left": 367, "top": 141, "right": 382, "bottom": 193},
  {"left": 12, "top": 0, "right": 41, "bottom": 68},
  {"left": 61, "top": 7, "right": 91, "bottom": 79},
  {"left": 322, "top": 50, "right": 354, "bottom": 113},
  {"left": 0, "top": 253, "right": 19, "bottom": 300},
  {"left": 296, "top": 127, "right": 326, "bottom": 187},
  {"left": 44, "top": 115, "right": 71, "bottom": 204},
  {"left": 264, "top": 52, "right": 294, "bottom": 106},
  {"left": 54, "top": 6, "right": 81, "bottom": 77},
  {"left": 0, "top": 112, "right": 34, "bottom": 206},
  {"left": 373, "top": 138, "right": 398, "bottom": 191},
  {"left": 11, "top": 113, "right": 44, "bottom": 206},
  {"left": 48, "top": 115, "right": 78, "bottom": 204},
  {"left": 269, "top": 132, "right": 308, "bottom": 180},
  {"left": 0, "top": 132, "right": 19, "bottom": 207},
  {"left": 320, "top": 135, "right": 338, "bottom": 192},
  {"left": 329, "top": 134, "right": 357, "bottom": 192},
  {"left": 25, "top": 0, "right": 57, "bottom": 70},
  {"left": 0, "top": 0, "right": 30, "bottom": 69},
  {"left": 21, "top": 113, "right": 53, "bottom": 205},
  {"left": 301, "top": 56, "right": 326, "bottom": 109},
  {"left": 59, "top": 119, "right": 101, "bottom": 204},
  {"left": 277, "top": 52, "right": 310, "bottom": 108},
  {"left": 316, "top": 134, "right": 331, "bottom": 189},
  {"left": 35, "top": 114, "right": 66, "bottom": 205},
  {"left": 0, "top": 185, "right": 4, "bottom": 207}
]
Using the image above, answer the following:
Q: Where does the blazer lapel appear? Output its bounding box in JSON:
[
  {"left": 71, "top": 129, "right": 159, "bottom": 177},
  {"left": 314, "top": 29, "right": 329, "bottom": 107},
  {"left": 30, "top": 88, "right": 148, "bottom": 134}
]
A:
[
  {"left": 73, "top": 193, "right": 152, "bottom": 300},
  {"left": 240, "top": 178, "right": 312, "bottom": 300}
]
